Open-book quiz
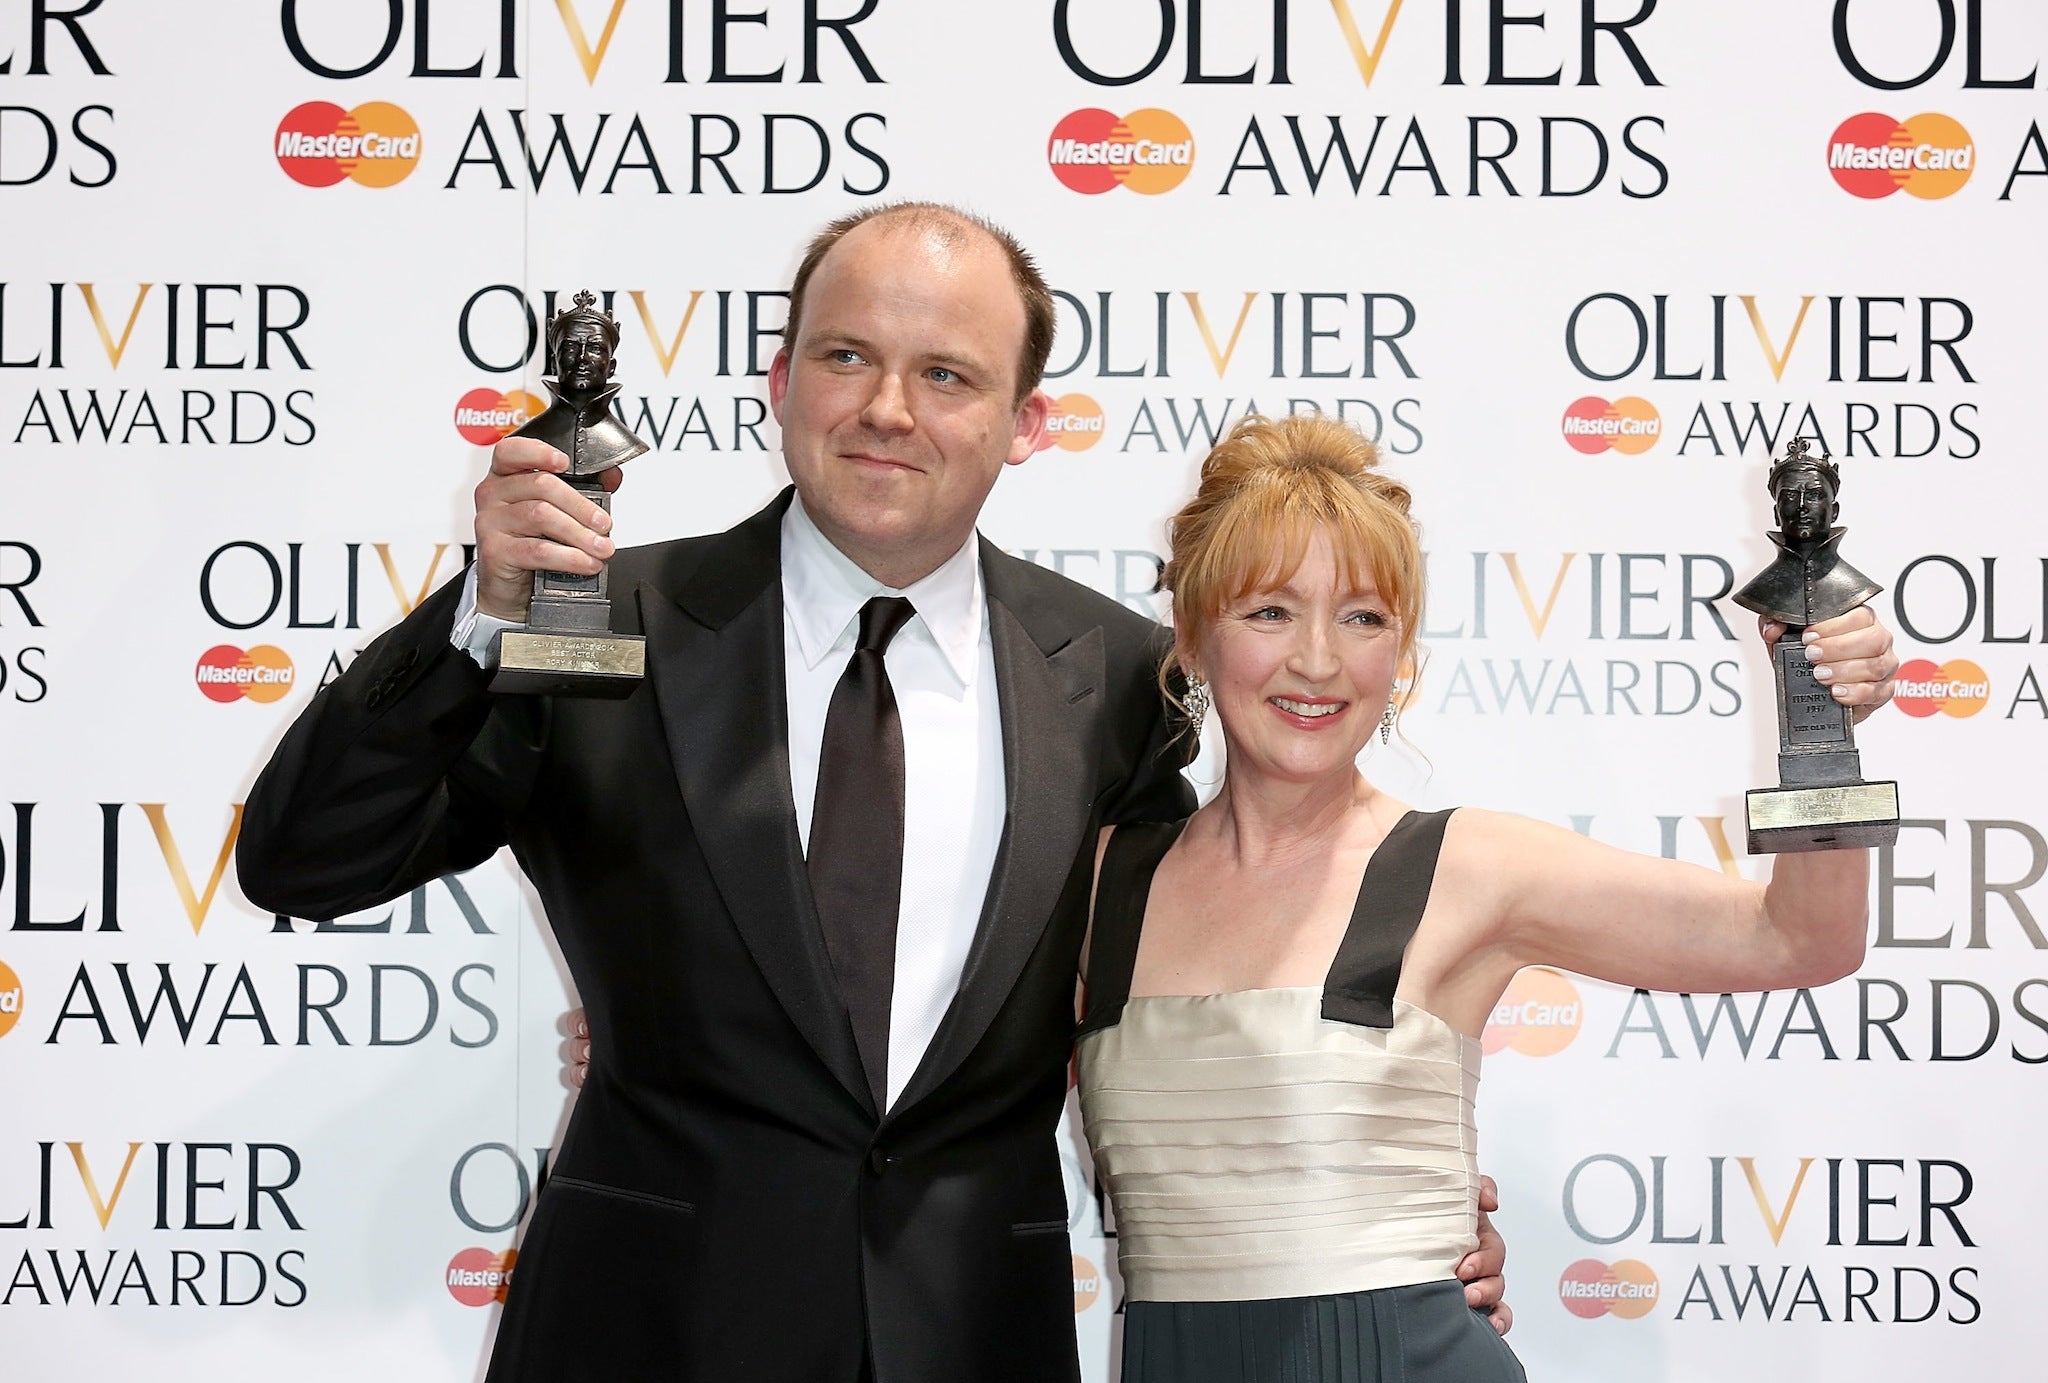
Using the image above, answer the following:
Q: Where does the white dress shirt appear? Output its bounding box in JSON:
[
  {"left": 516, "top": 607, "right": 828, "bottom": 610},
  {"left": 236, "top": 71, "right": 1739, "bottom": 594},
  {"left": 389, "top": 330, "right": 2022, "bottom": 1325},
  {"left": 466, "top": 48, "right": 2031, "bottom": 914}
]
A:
[
  {"left": 780, "top": 497, "right": 1006, "bottom": 1109},
  {"left": 452, "top": 498, "right": 1006, "bottom": 1109}
]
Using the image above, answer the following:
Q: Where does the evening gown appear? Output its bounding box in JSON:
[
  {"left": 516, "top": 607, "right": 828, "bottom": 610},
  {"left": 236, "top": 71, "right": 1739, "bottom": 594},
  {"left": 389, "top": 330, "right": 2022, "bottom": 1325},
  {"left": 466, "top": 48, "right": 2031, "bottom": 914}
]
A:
[{"left": 1076, "top": 809, "right": 1527, "bottom": 1382}]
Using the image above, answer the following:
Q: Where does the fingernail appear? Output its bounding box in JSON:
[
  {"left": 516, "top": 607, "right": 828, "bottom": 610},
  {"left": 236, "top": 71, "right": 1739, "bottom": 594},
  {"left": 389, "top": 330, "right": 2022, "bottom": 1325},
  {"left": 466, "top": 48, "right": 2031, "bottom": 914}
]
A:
[
  {"left": 1812, "top": 664, "right": 1833, "bottom": 681},
  {"left": 1832, "top": 686, "right": 1852, "bottom": 700},
  {"left": 595, "top": 537, "right": 614, "bottom": 555},
  {"left": 1803, "top": 630, "right": 1821, "bottom": 646},
  {"left": 593, "top": 511, "right": 612, "bottom": 532},
  {"left": 1802, "top": 643, "right": 1823, "bottom": 661}
]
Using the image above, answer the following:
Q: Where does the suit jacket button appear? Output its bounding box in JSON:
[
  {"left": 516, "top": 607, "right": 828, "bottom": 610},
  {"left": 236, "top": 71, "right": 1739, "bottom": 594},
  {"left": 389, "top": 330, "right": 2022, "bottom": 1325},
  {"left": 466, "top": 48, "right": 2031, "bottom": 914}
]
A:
[{"left": 868, "top": 1147, "right": 897, "bottom": 1176}]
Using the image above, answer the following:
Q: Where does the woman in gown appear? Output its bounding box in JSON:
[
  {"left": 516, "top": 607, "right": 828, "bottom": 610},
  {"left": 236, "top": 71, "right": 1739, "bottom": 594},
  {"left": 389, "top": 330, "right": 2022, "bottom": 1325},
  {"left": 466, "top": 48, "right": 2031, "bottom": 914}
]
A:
[
  {"left": 1075, "top": 412, "right": 1895, "bottom": 1382},
  {"left": 560, "top": 412, "right": 1896, "bottom": 1377}
]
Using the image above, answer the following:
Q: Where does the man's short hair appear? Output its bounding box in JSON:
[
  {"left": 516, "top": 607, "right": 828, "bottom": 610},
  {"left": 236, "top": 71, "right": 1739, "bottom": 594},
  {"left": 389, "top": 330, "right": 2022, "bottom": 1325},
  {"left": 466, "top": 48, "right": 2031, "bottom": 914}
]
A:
[{"left": 784, "top": 202, "right": 1055, "bottom": 406}]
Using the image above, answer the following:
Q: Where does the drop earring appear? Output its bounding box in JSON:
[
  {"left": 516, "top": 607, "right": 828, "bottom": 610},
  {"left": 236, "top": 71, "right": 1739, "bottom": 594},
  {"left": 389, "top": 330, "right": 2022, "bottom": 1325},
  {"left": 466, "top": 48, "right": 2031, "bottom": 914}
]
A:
[
  {"left": 1184, "top": 678, "right": 1211, "bottom": 737},
  {"left": 1380, "top": 700, "right": 1395, "bottom": 745}
]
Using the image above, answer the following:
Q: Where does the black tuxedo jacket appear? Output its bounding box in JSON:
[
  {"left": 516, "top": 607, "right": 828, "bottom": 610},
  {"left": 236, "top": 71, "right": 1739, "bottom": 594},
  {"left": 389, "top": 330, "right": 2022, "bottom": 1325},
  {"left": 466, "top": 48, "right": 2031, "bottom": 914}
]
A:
[{"left": 238, "top": 490, "right": 1194, "bottom": 1383}]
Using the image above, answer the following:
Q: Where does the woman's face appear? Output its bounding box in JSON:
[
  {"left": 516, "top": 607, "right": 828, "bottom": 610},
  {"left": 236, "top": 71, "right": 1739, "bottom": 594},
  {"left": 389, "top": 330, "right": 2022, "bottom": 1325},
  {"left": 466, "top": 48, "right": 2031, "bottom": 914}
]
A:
[{"left": 1197, "top": 526, "right": 1402, "bottom": 788}]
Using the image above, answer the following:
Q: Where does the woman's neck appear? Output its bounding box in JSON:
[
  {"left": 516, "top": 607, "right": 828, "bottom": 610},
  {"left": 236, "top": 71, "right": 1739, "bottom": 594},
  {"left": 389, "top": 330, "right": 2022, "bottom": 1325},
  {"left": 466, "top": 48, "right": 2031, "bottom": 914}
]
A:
[{"left": 1199, "top": 766, "right": 1376, "bottom": 869}]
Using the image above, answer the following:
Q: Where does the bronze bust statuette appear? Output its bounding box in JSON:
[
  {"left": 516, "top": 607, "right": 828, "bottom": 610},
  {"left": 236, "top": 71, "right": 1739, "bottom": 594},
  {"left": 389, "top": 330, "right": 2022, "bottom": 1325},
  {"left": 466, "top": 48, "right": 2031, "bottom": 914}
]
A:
[
  {"left": 489, "top": 290, "right": 651, "bottom": 698},
  {"left": 1731, "top": 438, "right": 1899, "bottom": 853}
]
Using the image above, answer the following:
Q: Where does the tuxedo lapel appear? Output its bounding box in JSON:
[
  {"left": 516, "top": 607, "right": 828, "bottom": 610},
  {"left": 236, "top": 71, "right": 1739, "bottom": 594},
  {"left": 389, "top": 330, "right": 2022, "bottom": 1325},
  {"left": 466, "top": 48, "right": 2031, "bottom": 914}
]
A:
[
  {"left": 638, "top": 494, "right": 874, "bottom": 1118},
  {"left": 894, "top": 546, "right": 1102, "bottom": 1115}
]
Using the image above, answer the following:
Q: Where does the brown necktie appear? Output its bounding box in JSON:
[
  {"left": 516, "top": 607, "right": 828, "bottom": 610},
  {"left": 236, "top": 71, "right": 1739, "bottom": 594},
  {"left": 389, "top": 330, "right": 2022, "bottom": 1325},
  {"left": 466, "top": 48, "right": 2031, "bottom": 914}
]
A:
[{"left": 809, "top": 595, "right": 916, "bottom": 1111}]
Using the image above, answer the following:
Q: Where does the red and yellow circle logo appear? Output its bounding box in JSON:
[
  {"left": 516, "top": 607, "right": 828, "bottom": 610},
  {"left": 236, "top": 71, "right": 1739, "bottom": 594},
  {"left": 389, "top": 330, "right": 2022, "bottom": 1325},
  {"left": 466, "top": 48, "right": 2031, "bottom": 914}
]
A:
[
  {"left": 1559, "top": 1259, "right": 1659, "bottom": 1319},
  {"left": 0, "top": 959, "right": 23, "bottom": 1039},
  {"left": 276, "top": 101, "right": 422, "bottom": 188},
  {"left": 1044, "top": 393, "right": 1107, "bottom": 452},
  {"left": 446, "top": 1248, "right": 516, "bottom": 1307},
  {"left": 1828, "top": 113, "right": 1974, "bottom": 199},
  {"left": 454, "top": 388, "right": 547, "bottom": 446},
  {"left": 1483, "top": 967, "right": 1583, "bottom": 1057},
  {"left": 1894, "top": 657, "right": 1990, "bottom": 718},
  {"left": 1073, "top": 1254, "right": 1101, "bottom": 1313},
  {"left": 1048, "top": 109, "right": 1195, "bottom": 194},
  {"left": 195, "top": 645, "right": 295, "bottom": 703},
  {"left": 1561, "top": 396, "right": 1660, "bottom": 455}
]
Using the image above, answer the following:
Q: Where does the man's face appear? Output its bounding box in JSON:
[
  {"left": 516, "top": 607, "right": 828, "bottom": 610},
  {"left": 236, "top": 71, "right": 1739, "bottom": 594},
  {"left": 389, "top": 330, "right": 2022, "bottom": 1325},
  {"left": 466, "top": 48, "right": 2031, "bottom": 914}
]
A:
[
  {"left": 1775, "top": 465, "right": 1837, "bottom": 544},
  {"left": 769, "top": 219, "right": 1049, "bottom": 586},
  {"left": 556, "top": 323, "right": 614, "bottom": 393}
]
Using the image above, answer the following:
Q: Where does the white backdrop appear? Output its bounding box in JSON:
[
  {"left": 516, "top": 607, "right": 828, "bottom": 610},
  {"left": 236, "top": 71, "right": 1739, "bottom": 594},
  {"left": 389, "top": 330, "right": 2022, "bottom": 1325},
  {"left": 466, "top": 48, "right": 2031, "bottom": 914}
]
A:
[{"left": 3, "top": 1, "right": 2045, "bottom": 1378}]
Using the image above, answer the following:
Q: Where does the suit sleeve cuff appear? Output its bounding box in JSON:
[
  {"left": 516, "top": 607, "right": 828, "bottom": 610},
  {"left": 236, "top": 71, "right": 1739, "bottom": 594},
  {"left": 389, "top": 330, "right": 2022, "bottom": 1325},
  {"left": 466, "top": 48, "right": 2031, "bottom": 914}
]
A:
[{"left": 450, "top": 565, "right": 524, "bottom": 669}]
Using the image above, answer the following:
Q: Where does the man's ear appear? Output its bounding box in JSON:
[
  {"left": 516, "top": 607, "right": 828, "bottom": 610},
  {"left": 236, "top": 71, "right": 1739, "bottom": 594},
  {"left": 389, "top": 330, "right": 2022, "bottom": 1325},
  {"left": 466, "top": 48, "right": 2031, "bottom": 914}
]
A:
[
  {"left": 768, "top": 348, "right": 792, "bottom": 424},
  {"left": 1008, "top": 388, "right": 1052, "bottom": 465}
]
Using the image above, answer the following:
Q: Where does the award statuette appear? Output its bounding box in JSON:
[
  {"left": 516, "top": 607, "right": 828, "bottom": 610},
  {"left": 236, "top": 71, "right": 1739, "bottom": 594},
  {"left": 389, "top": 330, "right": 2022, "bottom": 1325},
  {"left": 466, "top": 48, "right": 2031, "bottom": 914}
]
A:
[
  {"left": 1731, "top": 438, "right": 1899, "bottom": 853},
  {"left": 489, "top": 290, "right": 651, "bottom": 698}
]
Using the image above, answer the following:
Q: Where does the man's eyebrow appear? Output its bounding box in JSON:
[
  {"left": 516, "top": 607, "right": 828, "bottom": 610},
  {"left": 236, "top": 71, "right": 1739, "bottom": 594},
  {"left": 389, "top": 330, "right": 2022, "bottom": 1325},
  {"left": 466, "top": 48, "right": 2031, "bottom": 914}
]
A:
[
  {"left": 924, "top": 350, "right": 993, "bottom": 377},
  {"left": 803, "top": 330, "right": 879, "bottom": 354},
  {"left": 800, "top": 332, "right": 996, "bottom": 380}
]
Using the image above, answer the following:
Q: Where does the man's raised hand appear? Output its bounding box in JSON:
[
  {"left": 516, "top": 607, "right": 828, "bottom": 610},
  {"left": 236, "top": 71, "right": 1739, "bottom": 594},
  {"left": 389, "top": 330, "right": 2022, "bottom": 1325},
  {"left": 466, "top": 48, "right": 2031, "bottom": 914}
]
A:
[{"left": 473, "top": 436, "right": 622, "bottom": 622}]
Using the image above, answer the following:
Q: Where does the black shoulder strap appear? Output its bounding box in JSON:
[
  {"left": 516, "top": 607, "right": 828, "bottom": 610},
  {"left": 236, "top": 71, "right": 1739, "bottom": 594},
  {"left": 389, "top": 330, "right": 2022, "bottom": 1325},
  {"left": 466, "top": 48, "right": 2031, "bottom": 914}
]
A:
[
  {"left": 1322, "top": 808, "right": 1458, "bottom": 1029},
  {"left": 1076, "top": 819, "right": 1187, "bottom": 1038}
]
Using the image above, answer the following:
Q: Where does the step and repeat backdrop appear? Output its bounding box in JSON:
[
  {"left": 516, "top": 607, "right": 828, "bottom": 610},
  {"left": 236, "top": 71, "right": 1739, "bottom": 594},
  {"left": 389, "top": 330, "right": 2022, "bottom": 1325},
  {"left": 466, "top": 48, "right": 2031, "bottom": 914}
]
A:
[{"left": 3, "top": 1, "right": 2044, "bottom": 1379}]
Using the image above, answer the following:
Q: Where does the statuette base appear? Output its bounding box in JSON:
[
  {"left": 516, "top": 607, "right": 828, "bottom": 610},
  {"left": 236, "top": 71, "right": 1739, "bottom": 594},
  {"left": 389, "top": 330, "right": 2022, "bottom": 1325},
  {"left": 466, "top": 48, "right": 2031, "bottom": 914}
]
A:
[
  {"left": 1745, "top": 781, "right": 1900, "bottom": 854},
  {"left": 489, "top": 629, "right": 646, "bottom": 698}
]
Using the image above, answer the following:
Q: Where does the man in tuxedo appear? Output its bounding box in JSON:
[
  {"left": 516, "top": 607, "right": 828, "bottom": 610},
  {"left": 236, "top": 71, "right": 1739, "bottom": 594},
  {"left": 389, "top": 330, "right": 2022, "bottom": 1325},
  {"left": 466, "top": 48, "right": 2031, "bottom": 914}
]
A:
[{"left": 237, "top": 203, "right": 1508, "bottom": 1382}]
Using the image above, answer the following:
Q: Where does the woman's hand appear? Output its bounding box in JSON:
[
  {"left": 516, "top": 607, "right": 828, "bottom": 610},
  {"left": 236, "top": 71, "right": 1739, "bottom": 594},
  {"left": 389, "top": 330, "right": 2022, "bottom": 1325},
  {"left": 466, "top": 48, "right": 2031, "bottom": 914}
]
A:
[
  {"left": 1458, "top": 1174, "right": 1512, "bottom": 1334},
  {"left": 1758, "top": 605, "right": 1897, "bottom": 724},
  {"left": 562, "top": 1007, "right": 590, "bottom": 1089}
]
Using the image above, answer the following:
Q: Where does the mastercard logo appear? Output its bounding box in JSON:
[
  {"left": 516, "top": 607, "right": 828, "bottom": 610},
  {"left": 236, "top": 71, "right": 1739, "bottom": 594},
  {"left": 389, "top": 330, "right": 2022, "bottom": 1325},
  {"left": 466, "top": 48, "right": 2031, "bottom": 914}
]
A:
[
  {"left": 1048, "top": 108, "right": 1195, "bottom": 195},
  {"left": 455, "top": 388, "right": 547, "bottom": 446},
  {"left": 0, "top": 959, "right": 23, "bottom": 1040},
  {"left": 1894, "top": 657, "right": 1990, "bottom": 718},
  {"left": 1073, "top": 1254, "right": 1101, "bottom": 1313},
  {"left": 1561, "top": 396, "right": 1660, "bottom": 455},
  {"left": 276, "top": 101, "right": 422, "bottom": 188},
  {"left": 1482, "top": 967, "right": 1582, "bottom": 1057},
  {"left": 1828, "top": 112, "right": 1974, "bottom": 200},
  {"left": 1559, "top": 1259, "right": 1659, "bottom": 1320},
  {"left": 446, "top": 1248, "right": 516, "bottom": 1307},
  {"left": 195, "top": 645, "right": 294, "bottom": 704},
  {"left": 1044, "top": 393, "right": 1106, "bottom": 452}
]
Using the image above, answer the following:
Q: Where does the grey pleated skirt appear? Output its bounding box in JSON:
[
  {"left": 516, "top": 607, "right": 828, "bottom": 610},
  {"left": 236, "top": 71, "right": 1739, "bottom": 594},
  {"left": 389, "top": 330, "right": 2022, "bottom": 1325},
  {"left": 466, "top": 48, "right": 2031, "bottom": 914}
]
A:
[{"left": 1122, "top": 1281, "right": 1527, "bottom": 1383}]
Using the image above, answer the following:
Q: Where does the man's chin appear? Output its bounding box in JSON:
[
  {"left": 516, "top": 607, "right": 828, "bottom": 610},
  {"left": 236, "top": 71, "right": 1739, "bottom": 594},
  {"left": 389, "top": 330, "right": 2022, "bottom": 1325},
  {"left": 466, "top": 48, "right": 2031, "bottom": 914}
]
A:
[{"left": 810, "top": 490, "right": 919, "bottom": 538}]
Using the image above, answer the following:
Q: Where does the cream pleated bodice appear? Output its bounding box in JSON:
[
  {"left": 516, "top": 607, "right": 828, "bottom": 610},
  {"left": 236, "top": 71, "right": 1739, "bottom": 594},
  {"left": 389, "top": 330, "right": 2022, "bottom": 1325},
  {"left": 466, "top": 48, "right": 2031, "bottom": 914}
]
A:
[
  {"left": 1075, "top": 810, "right": 1481, "bottom": 1303},
  {"left": 1077, "top": 988, "right": 1480, "bottom": 1302}
]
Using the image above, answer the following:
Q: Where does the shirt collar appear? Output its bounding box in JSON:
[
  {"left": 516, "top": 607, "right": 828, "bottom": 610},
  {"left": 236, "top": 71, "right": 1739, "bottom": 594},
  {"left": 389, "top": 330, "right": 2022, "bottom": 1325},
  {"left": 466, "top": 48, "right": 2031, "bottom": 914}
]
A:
[{"left": 781, "top": 493, "right": 984, "bottom": 684}]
